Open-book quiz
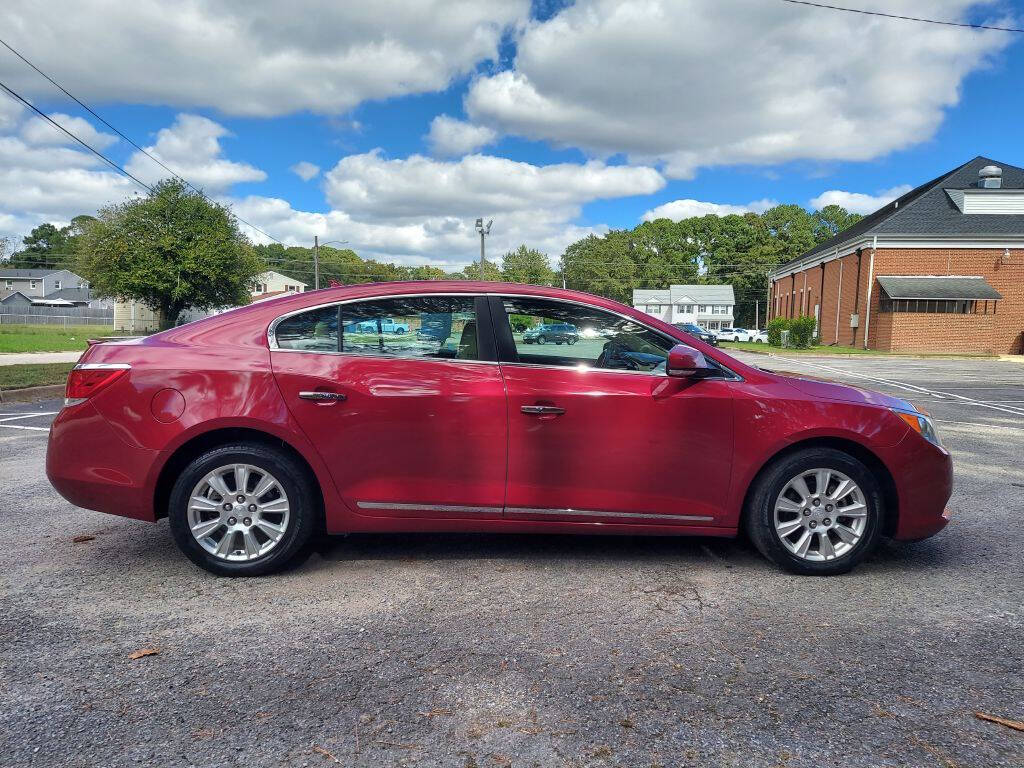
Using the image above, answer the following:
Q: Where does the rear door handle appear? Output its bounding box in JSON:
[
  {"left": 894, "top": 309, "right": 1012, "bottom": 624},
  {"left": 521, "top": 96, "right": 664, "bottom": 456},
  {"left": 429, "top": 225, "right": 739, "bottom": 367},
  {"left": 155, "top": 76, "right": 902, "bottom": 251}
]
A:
[
  {"left": 521, "top": 405, "right": 565, "bottom": 415},
  {"left": 298, "top": 391, "right": 347, "bottom": 402}
]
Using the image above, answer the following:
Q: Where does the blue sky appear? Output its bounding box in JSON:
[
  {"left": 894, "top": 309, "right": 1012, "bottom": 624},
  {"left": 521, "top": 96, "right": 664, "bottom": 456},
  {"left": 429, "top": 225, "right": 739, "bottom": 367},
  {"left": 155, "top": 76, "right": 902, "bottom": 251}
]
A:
[{"left": 0, "top": 0, "right": 1021, "bottom": 269}]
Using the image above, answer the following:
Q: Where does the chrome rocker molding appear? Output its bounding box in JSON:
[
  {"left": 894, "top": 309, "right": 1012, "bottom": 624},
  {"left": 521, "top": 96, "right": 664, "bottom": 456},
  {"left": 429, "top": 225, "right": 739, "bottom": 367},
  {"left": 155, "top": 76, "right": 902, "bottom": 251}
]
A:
[{"left": 357, "top": 501, "right": 714, "bottom": 523}]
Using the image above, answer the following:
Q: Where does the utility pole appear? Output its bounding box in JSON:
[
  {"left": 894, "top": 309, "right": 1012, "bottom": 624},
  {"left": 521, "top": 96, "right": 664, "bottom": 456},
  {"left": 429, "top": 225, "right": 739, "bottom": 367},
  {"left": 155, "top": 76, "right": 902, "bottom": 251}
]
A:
[
  {"left": 755, "top": 300, "right": 759, "bottom": 330},
  {"left": 313, "top": 235, "right": 320, "bottom": 290},
  {"left": 475, "top": 218, "right": 492, "bottom": 280}
]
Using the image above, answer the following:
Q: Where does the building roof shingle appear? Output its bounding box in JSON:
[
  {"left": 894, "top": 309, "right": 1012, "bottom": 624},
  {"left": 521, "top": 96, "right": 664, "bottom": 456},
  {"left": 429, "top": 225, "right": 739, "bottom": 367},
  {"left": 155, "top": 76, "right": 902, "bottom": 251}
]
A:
[{"left": 778, "top": 156, "right": 1024, "bottom": 272}]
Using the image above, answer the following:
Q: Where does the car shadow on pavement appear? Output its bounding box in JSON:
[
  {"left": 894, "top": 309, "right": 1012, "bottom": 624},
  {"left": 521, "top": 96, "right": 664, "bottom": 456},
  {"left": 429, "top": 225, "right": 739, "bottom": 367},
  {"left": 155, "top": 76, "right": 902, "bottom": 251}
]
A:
[{"left": 301, "top": 531, "right": 763, "bottom": 574}]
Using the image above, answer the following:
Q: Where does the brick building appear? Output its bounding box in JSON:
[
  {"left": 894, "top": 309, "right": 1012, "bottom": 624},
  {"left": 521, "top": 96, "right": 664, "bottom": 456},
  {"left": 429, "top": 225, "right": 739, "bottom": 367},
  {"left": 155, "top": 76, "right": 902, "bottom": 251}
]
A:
[{"left": 768, "top": 156, "right": 1024, "bottom": 354}]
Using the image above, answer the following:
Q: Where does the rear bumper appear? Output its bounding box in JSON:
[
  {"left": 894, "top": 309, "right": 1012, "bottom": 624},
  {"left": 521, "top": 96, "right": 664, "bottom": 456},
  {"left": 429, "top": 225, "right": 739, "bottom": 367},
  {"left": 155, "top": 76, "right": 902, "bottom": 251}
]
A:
[
  {"left": 46, "top": 402, "right": 159, "bottom": 522},
  {"left": 878, "top": 432, "right": 953, "bottom": 541}
]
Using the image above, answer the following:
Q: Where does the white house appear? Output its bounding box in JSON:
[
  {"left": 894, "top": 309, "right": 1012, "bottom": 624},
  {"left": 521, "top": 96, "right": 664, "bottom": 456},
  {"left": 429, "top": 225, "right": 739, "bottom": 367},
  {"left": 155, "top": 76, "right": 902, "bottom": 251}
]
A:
[
  {"left": 632, "top": 284, "right": 736, "bottom": 331},
  {"left": 252, "top": 271, "right": 307, "bottom": 300}
]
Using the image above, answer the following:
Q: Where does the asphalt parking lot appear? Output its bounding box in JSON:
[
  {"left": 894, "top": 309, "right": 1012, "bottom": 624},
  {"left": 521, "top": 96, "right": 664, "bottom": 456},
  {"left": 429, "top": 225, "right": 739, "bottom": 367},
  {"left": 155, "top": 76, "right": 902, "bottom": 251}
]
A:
[{"left": 2, "top": 353, "right": 1023, "bottom": 767}]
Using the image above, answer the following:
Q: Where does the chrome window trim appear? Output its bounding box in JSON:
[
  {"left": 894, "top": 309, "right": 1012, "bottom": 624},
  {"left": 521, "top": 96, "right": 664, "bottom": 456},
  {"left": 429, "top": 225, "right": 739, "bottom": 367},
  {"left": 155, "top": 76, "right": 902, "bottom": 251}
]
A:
[
  {"left": 267, "top": 292, "right": 489, "bottom": 363},
  {"left": 266, "top": 290, "right": 741, "bottom": 380},
  {"left": 488, "top": 292, "right": 743, "bottom": 382},
  {"left": 270, "top": 347, "right": 501, "bottom": 366}
]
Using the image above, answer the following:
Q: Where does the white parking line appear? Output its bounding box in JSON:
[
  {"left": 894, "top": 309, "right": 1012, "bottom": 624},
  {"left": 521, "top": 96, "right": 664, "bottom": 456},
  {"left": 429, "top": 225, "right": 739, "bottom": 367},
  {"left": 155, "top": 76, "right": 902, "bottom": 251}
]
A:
[
  {"left": 0, "top": 423, "right": 49, "bottom": 431},
  {"left": 769, "top": 355, "right": 1024, "bottom": 418},
  {"left": 0, "top": 412, "right": 58, "bottom": 423},
  {"left": 934, "top": 419, "right": 1024, "bottom": 432}
]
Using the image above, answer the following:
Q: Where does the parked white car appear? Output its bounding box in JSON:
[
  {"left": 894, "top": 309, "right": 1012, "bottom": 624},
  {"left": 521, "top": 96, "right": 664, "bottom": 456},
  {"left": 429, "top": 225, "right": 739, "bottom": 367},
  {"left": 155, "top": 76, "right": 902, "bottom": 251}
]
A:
[
  {"left": 751, "top": 329, "right": 769, "bottom": 343},
  {"left": 718, "top": 327, "right": 751, "bottom": 342}
]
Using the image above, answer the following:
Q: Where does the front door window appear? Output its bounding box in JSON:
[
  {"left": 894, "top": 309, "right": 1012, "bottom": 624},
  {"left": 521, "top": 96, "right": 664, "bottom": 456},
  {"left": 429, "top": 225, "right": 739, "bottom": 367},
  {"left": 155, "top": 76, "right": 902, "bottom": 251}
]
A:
[{"left": 501, "top": 296, "right": 675, "bottom": 375}]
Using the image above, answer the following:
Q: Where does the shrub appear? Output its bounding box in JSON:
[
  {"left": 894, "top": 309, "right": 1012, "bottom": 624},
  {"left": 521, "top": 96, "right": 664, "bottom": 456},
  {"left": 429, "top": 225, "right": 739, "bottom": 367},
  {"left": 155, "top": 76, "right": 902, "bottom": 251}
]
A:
[
  {"left": 789, "top": 315, "right": 817, "bottom": 349},
  {"left": 767, "top": 316, "right": 789, "bottom": 346}
]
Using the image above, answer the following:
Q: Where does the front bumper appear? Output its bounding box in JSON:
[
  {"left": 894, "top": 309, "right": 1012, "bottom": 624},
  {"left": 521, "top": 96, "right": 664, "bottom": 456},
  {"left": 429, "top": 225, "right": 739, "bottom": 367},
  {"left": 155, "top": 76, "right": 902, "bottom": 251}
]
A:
[
  {"left": 877, "top": 431, "right": 953, "bottom": 540},
  {"left": 46, "top": 402, "right": 159, "bottom": 522}
]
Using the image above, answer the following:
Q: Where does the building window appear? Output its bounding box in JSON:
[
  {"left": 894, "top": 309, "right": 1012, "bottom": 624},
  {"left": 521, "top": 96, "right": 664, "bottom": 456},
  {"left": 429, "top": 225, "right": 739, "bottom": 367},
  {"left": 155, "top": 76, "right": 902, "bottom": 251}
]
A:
[
  {"left": 698, "top": 305, "right": 711, "bottom": 314},
  {"left": 676, "top": 304, "right": 694, "bottom": 314},
  {"left": 647, "top": 304, "right": 661, "bottom": 312},
  {"left": 30, "top": 280, "right": 38, "bottom": 289},
  {"left": 879, "top": 297, "right": 983, "bottom": 314},
  {"left": 54, "top": 280, "right": 61, "bottom": 290},
  {"left": 4, "top": 280, "right": 11, "bottom": 289},
  {"left": 713, "top": 305, "right": 728, "bottom": 314}
]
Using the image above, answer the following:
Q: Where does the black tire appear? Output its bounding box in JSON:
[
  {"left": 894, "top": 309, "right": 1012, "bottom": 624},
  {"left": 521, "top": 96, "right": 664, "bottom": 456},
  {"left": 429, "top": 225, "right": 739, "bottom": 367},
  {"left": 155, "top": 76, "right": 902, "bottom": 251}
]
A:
[
  {"left": 537, "top": 335, "right": 547, "bottom": 345},
  {"left": 168, "top": 442, "right": 319, "bottom": 577},
  {"left": 744, "top": 447, "right": 884, "bottom": 576}
]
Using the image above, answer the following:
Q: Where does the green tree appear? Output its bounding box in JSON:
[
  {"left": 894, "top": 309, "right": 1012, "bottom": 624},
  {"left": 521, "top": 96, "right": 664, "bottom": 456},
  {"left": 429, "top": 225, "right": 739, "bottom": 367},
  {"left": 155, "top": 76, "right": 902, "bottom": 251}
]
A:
[
  {"left": 812, "top": 204, "right": 863, "bottom": 242},
  {"left": 500, "top": 245, "right": 555, "bottom": 285},
  {"left": 447, "top": 257, "right": 503, "bottom": 281},
  {"left": 78, "top": 179, "right": 264, "bottom": 329},
  {"left": 8, "top": 216, "right": 97, "bottom": 270}
]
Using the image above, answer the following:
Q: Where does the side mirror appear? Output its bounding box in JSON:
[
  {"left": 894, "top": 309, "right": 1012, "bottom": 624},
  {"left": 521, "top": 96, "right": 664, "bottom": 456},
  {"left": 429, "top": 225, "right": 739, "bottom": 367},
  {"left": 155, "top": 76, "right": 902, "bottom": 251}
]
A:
[{"left": 667, "top": 344, "right": 710, "bottom": 378}]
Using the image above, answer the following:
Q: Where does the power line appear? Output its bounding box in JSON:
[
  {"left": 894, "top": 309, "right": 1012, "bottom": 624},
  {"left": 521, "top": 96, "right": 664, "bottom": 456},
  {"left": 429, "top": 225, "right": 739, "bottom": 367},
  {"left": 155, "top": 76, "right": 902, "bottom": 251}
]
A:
[
  {"left": 0, "top": 79, "right": 154, "bottom": 192},
  {"left": 0, "top": 37, "right": 286, "bottom": 245},
  {"left": 779, "top": 0, "right": 1024, "bottom": 33}
]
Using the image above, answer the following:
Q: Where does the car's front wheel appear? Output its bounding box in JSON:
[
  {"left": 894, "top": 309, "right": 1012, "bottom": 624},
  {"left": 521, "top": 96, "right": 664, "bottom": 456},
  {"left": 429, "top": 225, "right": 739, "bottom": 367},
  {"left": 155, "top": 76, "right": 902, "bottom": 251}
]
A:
[
  {"left": 537, "top": 335, "right": 547, "bottom": 345},
  {"left": 745, "top": 448, "right": 883, "bottom": 575},
  {"left": 168, "top": 443, "right": 319, "bottom": 576}
]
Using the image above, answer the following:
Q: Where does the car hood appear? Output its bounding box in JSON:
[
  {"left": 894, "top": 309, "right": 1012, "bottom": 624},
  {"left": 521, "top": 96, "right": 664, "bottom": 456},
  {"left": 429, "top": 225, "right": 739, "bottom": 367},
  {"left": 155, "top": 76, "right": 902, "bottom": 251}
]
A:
[{"left": 774, "top": 371, "right": 915, "bottom": 411}]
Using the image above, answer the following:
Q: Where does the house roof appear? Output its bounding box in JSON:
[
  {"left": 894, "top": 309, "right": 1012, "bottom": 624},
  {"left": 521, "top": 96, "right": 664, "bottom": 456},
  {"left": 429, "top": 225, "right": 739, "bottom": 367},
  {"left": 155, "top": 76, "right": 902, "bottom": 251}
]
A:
[
  {"left": 44, "top": 287, "right": 91, "bottom": 302},
  {"left": 256, "top": 270, "right": 308, "bottom": 287},
  {"left": 778, "top": 156, "right": 1024, "bottom": 272},
  {"left": 633, "top": 284, "right": 735, "bottom": 305},
  {"left": 876, "top": 275, "right": 1002, "bottom": 301},
  {"left": 0, "top": 267, "right": 62, "bottom": 278},
  {"left": 0, "top": 290, "right": 32, "bottom": 303}
]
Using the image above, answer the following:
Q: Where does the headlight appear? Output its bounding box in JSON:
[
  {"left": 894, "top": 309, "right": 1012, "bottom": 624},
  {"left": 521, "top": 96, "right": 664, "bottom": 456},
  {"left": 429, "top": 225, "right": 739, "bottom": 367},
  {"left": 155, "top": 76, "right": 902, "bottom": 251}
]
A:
[{"left": 892, "top": 407, "right": 942, "bottom": 448}]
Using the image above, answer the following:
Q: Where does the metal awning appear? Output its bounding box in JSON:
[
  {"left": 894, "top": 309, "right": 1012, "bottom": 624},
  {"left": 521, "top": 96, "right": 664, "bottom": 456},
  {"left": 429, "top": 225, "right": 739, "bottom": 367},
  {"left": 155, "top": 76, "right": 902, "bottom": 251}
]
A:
[{"left": 876, "top": 275, "right": 1002, "bottom": 300}]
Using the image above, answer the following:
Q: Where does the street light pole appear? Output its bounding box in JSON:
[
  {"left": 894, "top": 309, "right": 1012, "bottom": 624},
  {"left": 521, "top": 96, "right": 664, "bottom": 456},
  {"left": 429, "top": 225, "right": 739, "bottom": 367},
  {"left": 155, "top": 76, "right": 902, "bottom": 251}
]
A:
[
  {"left": 475, "top": 218, "right": 492, "bottom": 280},
  {"left": 313, "top": 238, "right": 348, "bottom": 289},
  {"left": 314, "top": 235, "right": 320, "bottom": 290}
]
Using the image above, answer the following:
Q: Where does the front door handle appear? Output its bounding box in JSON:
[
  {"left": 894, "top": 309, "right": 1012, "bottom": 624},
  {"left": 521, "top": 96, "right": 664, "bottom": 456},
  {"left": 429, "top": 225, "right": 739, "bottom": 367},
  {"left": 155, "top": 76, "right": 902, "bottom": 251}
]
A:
[
  {"left": 299, "top": 391, "right": 347, "bottom": 402},
  {"left": 521, "top": 405, "right": 565, "bottom": 416}
]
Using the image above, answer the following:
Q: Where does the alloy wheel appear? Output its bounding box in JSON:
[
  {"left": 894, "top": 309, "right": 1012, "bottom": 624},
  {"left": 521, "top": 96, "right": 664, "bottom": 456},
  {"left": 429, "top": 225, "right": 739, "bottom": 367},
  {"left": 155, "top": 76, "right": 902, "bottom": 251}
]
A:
[
  {"left": 187, "top": 463, "right": 290, "bottom": 561},
  {"left": 773, "top": 467, "right": 868, "bottom": 561}
]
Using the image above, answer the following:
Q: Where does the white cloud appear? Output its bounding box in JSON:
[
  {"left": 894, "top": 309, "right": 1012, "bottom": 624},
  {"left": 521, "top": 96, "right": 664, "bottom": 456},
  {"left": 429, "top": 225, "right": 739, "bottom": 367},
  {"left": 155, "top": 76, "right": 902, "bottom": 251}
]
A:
[
  {"left": 642, "top": 198, "right": 777, "bottom": 222},
  {"left": 0, "top": 1, "right": 529, "bottom": 117},
  {"left": 809, "top": 185, "right": 913, "bottom": 215},
  {"left": 0, "top": 107, "right": 652, "bottom": 269},
  {"left": 21, "top": 112, "right": 117, "bottom": 150},
  {"left": 229, "top": 194, "right": 606, "bottom": 269},
  {"left": 290, "top": 161, "right": 320, "bottom": 181},
  {"left": 466, "top": 0, "right": 1013, "bottom": 177},
  {"left": 124, "top": 114, "right": 266, "bottom": 191},
  {"left": 323, "top": 150, "right": 664, "bottom": 222},
  {"left": 426, "top": 115, "right": 498, "bottom": 156}
]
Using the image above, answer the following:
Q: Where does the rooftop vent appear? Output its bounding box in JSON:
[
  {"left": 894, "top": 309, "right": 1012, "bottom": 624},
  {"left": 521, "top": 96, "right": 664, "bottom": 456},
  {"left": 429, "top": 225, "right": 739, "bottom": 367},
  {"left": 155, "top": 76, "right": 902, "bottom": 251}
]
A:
[{"left": 978, "top": 165, "right": 1002, "bottom": 189}]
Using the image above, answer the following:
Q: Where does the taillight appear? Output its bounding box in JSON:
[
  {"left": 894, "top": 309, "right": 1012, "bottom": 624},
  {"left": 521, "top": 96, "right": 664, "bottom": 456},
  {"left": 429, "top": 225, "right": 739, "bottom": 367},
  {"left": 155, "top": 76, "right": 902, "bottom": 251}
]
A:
[{"left": 65, "top": 363, "right": 130, "bottom": 407}]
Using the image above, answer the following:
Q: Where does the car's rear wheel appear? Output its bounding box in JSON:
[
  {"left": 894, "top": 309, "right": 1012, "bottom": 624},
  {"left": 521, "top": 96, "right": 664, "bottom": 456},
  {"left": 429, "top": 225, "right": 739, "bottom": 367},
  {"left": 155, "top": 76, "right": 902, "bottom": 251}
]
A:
[
  {"left": 168, "top": 443, "right": 318, "bottom": 576},
  {"left": 537, "top": 335, "right": 547, "bottom": 345},
  {"left": 745, "top": 448, "right": 883, "bottom": 575}
]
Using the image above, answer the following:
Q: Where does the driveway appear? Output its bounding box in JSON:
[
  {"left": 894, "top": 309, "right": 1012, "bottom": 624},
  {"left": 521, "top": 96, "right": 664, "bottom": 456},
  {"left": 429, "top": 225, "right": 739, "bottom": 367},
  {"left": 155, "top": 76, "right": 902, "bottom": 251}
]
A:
[{"left": 2, "top": 354, "right": 1023, "bottom": 767}]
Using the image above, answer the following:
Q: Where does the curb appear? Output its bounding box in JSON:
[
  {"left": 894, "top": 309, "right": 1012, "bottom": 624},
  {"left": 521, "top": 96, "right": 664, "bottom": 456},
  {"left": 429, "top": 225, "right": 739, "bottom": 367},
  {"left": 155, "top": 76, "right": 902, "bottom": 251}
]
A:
[
  {"left": 0, "top": 384, "right": 65, "bottom": 403},
  {"left": 727, "top": 347, "right": 998, "bottom": 360}
]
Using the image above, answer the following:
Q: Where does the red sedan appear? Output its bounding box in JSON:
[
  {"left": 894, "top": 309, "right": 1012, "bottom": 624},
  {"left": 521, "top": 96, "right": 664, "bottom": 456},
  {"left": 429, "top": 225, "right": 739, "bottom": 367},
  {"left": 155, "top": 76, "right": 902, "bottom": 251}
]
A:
[{"left": 46, "top": 282, "right": 952, "bottom": 576}]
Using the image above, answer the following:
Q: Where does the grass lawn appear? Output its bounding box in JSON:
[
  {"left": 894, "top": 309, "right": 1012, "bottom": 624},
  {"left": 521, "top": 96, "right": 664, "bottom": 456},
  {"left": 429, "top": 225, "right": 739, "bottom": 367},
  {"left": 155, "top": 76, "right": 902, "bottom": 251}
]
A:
[
  {"left": 0, "top": 362, "right": 74, "bottom": 391},
  {"left": 719, "top": 341, "right": 886, "bottom": 355},
  {"left": 0, "top": 324, "right": 113, "bottom": 353}
]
